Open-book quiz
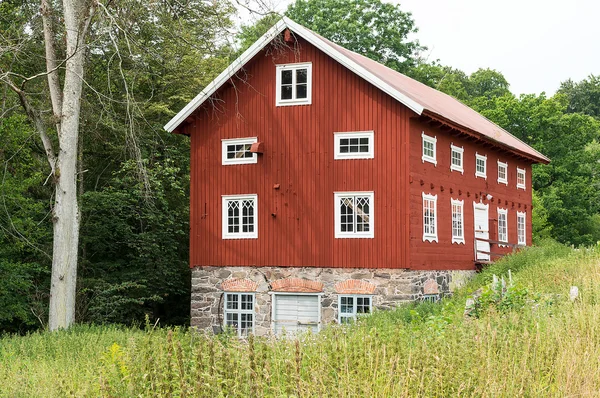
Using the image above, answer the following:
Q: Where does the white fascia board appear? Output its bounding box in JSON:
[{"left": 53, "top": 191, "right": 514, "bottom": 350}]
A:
[
  {"left": 164, "top": 17, "right": 425, "bottom": 133},
  {"left": 163, "top": 19, "right": 289, "bottom": 132},
  {"left": 283, "top": 18, "right": 424, "bottom": 115}
]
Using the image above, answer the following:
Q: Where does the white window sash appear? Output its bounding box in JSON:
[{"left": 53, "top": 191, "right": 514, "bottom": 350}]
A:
[
  {"left": 497, "top": 160, "right": 508, "bottom": 185},
  {"left": 275, "top": 62, "right": 312, "bottom": 106},
  {"left": 517, "top": 211, "right": 526, "bottom": 245},
  {"left": 475, "top": 153, "right": 487, "bottom": 179},
  {"left": 517, "top": 167, "right": 526, "bottom": 190},
  {"left": 334, "top": 131, "right": 375, "bottom": 159},
  {"left": 450, "top": 144, "right": 464, "bottom": 174},
  {"left": 222, "top": 137, "right": 258, "bottom": 165},
  {"left": 422, "top": 192, "right": 438, "bottom": 242},
  {"left": 224, "top": 292, "right": 255, "bottom": 337},
  {"left": 421, "top": 132, "right": 437, "bottom": 165},
  {"left": 451, "top": 198, "right": 465, "bottom": 244},
  {"left": 497, "top": 208, "right": 508, "bottom": 245},
  {"left": 222, "top": 194, "right": 258, "bottom": 239},
  {"left": 334, "top": 192, "right": 375, "bottom": 238},
  {"left": 338, "top": 295, "right": 373, "bottom": 323}
]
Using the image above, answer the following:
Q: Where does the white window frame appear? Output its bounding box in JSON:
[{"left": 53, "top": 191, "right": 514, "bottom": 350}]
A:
[
  {"left": 497, "top": 208, "right": 508, "bottom": 245},
  {"left": 451, "top": 198, "right": 465, "bottom": 244},
  {"left": 475, "top": 153, "right": 487, "bottom": 179},
  {"left": 224, "top": 292, "right": 255, "bottom": 337},
  {"left": 338, "top": 295, "right": 373, "bottom": 323},
  {"left": 275, "top": 62, "right": 312, "bottom": 106},
  {"left": 517, "top": 211, "right": 526, "bottom": 245},
  {"left": 221, "top": 137, "right": 258, "bottom": 165},
  {"left": 334, "top": 191, "right": 374, "bottom": 239},
  {"left": 334, "top": 131, "right": 374, "bottom": 159},
  {"left": 450, "top": 144, "right": 464, "bottom": 174},
  {"left": 421, "top": 132, "right": 437, "bottom": 165},
  {"left": 422, "top": 192, "right": 438, "bottom": 243},
  {"left": 222, "top": 194, "right": 258, "bottom": 239},
  {"left": 497, "top": 160, "right": 508, "bottom": 185},
  {"left": 517, "top": 167, "right": 526, "bottom": 190}
]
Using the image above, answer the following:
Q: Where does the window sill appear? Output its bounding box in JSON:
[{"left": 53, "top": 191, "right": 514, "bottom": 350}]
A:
[
  {"left": 475, "top": 173, "right": 487, "bottom": 179},
  {"left": 335, "top": 233, "right": 374, "bottom": 239},
  {"left": 517, "top": 185, "right": 526, "bottom": 190},
  {"left": 423, "top": 235, "right": 438, "bottom": 243},
  {"left": 497, "top": 179, "right": 508, "bottom": 185},
  {"left": 422, "top": 156, "right": 437, "bottom": 165},
  {"left": 451, "top": 239, "right": 465, "bottom": 245},
  {"left": 335, "top": 154, "right": 374, "bottom": 160},
  {"left": 276, "top": 99, "right": 311, "bottom": 107},
  {"left": 223, "top": 234, "right": 258, "bottom": 240},
  {"left": 450, "top": 166, "right": 464, "bottom": 174}
]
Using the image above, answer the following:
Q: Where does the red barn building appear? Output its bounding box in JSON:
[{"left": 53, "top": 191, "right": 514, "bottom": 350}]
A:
[{"left": 165, "top": 18, "right": 549, "bottom": 336}]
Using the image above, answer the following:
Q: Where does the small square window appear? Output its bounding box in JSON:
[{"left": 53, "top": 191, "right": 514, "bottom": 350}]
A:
[
  {"left": 450, "top": 144, "right": 464, "bottom": 173},
  {"left": 334, "top": 131, "right": 374, "bottom": 159},
  {"left": 517, "top": 167, "right": 526, "bottom": 190},
  {"left": 421, "top": 133, "right": 437, "bottom": 165},
  {"left": 338, "top": 295, "right": 372, "bottom": 323},
  {"left": 222, "top": 195, "right": 258, "bottom": 239},
  {"left": 222, "top": 138, "right": 258, "bottom": 165},
  {"left": 224, "top": 293, "right": 254, "bottom": 336},
  {"left": 334, "top": 192, "right": 374, "bottom": 238},
  {"left": 497, "top": 161, "right": 508, "bottom": 185},
  {"left": 475, "top": 153, "right": 487, "bottom": 179},
  {"left": 276, "top": 63, "right": 312, "bottom": 106}
]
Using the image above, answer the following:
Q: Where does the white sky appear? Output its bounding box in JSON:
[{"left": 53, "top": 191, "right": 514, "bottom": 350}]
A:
[{"left": 241, "top": 0, "right": 600, "bottom": 96}]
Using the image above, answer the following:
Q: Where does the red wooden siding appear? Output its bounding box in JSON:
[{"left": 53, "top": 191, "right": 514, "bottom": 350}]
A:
[
  {"left": 408, "top": 119, "right": 533, "bottom": 270},
  {"left": 187, "top": 37, "right": 412, "bottom": 269}
]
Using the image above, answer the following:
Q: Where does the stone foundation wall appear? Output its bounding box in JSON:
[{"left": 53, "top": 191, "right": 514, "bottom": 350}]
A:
[{"left": 191, "top": 266, "right": 475, "bottom": 336}]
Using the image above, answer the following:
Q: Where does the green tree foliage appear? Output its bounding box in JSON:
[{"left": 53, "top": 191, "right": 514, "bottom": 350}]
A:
[
  {"left": 558, "top": 75, "right": 600, "bottom": 118},
  {"left": 286, "top": 0, "right": 425, "bottom": 73}
]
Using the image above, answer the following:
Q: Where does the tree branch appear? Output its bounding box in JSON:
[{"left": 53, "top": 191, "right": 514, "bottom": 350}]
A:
[{"left": 41, "top": 0, "right": 63, "bottom": 134}]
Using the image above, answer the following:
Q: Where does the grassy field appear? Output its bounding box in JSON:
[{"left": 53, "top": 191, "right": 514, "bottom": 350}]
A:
[{"left": 2, "top": 241, "right": 600, "bottom": 397}]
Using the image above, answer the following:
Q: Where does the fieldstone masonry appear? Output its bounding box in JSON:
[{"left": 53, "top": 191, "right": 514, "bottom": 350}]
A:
[{"left": 191, "top": 266, "right": 475, "bottom": 335}]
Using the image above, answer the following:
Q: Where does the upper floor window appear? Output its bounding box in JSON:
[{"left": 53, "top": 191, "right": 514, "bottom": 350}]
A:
[
  {"left": 497, "top": 160, "right": 508, "bottom": 185},
  {"left": 222, "top": 138, "right": 258, "bottom": 165},
  {"left": 451, "top": 198, "right": 464, "bottom": 244},
  {"left": 334, "top": 192, "right": 374, "bottom": 238},
  {"left": 338, "top": 295, "right": 372, "bottom": 323},
  {"left": 421, "top": 133, "right": 437, "bottom": 165},
  {"left": 517, "top": 211, "right": 526, "bottom": 245},
  {"left": 450, "top": 144, "right": 464, "bottom": 173},
  {"left": 276, "top": 63, "right": 312, "bottom": 106},
  {"left": 517, "top": 167, "right": 526, "bottom": 190},
  {"left": 222, "top": 194, "right": 258, "bottom": 239},
  {"left": 334, "top": 131, "right": 374, "bottom": 159},
  {"left": 224, "top": 293, "right": 254, "bottom": 337},
  {"left": 498, "top": 208, "right": 508, "bottom": 244},
  {"left": 422, "top": 192, "right": 438, "bottom": 242},
  {"left": 475, "top": 153, "right": 487, "bottom": 179}
]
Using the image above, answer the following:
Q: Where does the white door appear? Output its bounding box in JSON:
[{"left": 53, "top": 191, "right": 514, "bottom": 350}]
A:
[
  {"left": 272, "top": 294, "right": 320, "bottom": 335},
  {"left": 473, "top": 202, "right": 490, "bottom": 261}
]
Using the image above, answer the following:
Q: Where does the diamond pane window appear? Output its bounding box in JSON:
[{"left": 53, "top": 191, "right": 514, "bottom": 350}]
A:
[
  {"left": 335, "top": 192, "right": 374, "bottom": 238},
  {"left": 223, "top": 195, "right": 257, "bottom": 239},
  {"left": 222, "top": 138, "right": 258, "bottom": 165},
  {"left": 224, "top": 293, "right": 254, "bottom": 336},
  {"left": 338, "top": 295, "right": 372, "bottom": 323},
  {"left": 276, "top": 63, "right": 312, "bottom": 106}
]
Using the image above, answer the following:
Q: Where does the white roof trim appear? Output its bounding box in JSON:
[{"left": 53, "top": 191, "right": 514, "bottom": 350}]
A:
[{"left": 163, "top": 17, "right": 424, "bottom": 133}]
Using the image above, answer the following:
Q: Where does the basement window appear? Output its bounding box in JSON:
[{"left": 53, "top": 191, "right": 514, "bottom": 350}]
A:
[
  {"left": 334, "top": 131, "right": 374, "bottom": 159},
  {"left": 222, "top": 194, "right": 258, "bottom": 239},
  {"left": 334, "top": 192, "right": 374, "bottom": 238},
  {"left": 338, "top": 295, "right": 372, "bottom": 323},
  {"left": 224, "top": 293, "right": 255, "bottom": 337},
  {"left": 222, "top": 138, "right": 258, "bottom": 165},
  {"left": 276, "top": 63, "right": 312, "bottom": 106},
  {"left": 475, "top": 153, "right": 487, "bottom": 179},
  {"left": 517, "top": 167, "right": 526, "bottom": 190},
  {"left": 421, "top": 132, "right": 437, "bottom": 165},
  {"left": 497, "top": 160, "right": 508, "bottom": 185},
  {"left": 422, "top": 294, "right": 440, "bottom": 303},
  {"left": 422, "top": 193, "right": 438, "bottom": 243}
]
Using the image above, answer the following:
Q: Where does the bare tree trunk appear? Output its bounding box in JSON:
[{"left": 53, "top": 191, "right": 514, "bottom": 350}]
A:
[{"left": 48, "top": 0, "right": 93, "bottom": 331}]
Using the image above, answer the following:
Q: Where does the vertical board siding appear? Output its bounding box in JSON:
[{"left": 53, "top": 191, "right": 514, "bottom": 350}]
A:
[
  {"left": 189, "top": 37, "right": 411, "bottom": 269},
  {"left": 408, "top": 120, "right": 534, "bottom": 270}
]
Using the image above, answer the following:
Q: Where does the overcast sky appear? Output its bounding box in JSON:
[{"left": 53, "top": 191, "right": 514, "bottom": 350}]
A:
[{"left": 245, "top": 0, "right": 600, "bottom": 96}]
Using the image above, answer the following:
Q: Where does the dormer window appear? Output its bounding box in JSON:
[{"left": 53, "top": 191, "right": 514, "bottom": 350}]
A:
[{"left": 276, "top": 63, "right": 312, "bottom": 106}]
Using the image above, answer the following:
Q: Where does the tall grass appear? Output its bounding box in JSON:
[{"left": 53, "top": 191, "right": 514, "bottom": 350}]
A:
[{"left": 2, "top": 241, "right": 600, "bottom": 397}]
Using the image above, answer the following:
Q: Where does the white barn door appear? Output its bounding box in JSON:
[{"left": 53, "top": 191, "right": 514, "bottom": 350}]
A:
[
  {"left": 473, "top": 202, "right": 490, "bottom": 261},
  {"left": 272, "top": 294, "right": 320, "bottom": 335}
]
